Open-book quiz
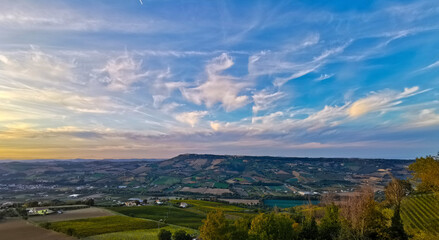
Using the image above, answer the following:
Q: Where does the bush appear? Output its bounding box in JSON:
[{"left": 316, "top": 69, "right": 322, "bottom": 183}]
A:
[
  {"left": 158, "top": 229, "right": 172, "bottom": 240},
  {"left": 173, "top": 229, "right": 192, "bottom": 240}
]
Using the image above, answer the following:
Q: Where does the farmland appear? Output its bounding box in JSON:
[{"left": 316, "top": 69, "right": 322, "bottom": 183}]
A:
[
  {"left": 108, "top": 205, "right": 205, "bottom": 229},
  {"left": 401, "top": 193, "right": 439, "bottom": 236},
  {"left": 169, "top": 199, "right": 247, "bottom": 213},
  {"left": 29, "top": 207, "right": 115, "bottom": 223},
  {"left": 47, "top": 215, "right": 158, "bottom": 238},
  {"left": 85, "top": 225, "right": 198, "bottom": 240},
  {"left": 0, "top": 219, "right": 75, "bottom": 240}
]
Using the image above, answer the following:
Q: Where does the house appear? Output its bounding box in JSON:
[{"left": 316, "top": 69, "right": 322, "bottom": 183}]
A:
[
  {"left": 27, "top": 207, "right": 53, "bottom": 215},
  {"left": 155, "top": 200, "right": 164, "bottom": 205},
  {"left": 125, "top": 201, "right": 138, "bottom": 207},
  {"left": 69, "top": 194, "right": 80, "bottom": 198},
  {"left": 179, "top": 202, "right": 188, "bottom": 208},
  {"left": 128, "top": 198, "right": 143, "bottom": 203}
]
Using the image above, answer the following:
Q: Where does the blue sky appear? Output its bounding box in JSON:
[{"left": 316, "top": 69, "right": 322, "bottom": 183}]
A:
[{"left": 0, "top": 0, "right": 438, "bottom": 159}]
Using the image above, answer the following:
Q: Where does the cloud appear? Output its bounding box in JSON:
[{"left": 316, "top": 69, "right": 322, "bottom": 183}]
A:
[
  {"left": 418, "top": 60, "right": 439, "bottom": 72},
  {"left": 406, "top": 109, "right": 439, "bottom": 128},
  {"left": 175, "top": 111, "right": 208, "bottom": 127},
  {"left": 210, "top": 122, "right": 221, "bottom": 131},
  {"left": 181, "top": 53, "right": 249, "bottom": 111},
  {"left": 93, "top": 54, "right": 149, "bottom": 91},
  {"left": 315, "top": 73, "right": 334, "bottom": 82},
  {"left": 252, "top": 90, "right": 286, "bottom": 114},
  {"left": 348, "top": 86, "right": 423, "bottom": 117},
  {"left": 273, "top": 65, "right": 320, "bottom": 86}
]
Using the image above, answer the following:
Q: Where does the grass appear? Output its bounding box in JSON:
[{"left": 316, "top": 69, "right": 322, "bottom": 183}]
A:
[
  {"left": 46, "top": 215, "right": 159, "bottom": 238},
  {"left": 171, "top": 199, "right": 247, "bottom": 213},
  {"left": 85, "top": 225, "right": 198, "bottom": 240},
  {"left": 401, "top": 193, "right": 439, "bottom": 236},
  {"left": 108, "top": 205, "right": 205, "bottom": 229},
  {"left": 213, "top": 182, "right": 229, "bottom": 189},
  {"left": 153, "top": 176, "right": 180, "bottom": 185}
]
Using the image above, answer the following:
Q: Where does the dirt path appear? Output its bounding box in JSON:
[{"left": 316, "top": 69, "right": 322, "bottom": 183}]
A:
[{"left": 0, "top": 219, "right": 75, "bottom": 240}]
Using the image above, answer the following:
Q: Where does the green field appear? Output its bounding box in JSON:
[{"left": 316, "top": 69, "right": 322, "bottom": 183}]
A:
[
  {"left": 153, "top": 176, "right": 180, "bottom": 185},
  {"left": 108, "top": 205, "right": 205, "bottom": 229},
  {"left": 169, "top": 199, "right": 247, "bottom": 213},
  {"left": 85, "top": 225, "right": 198, "bottom": 240},
  {"left": 213, "top": 182, "right": 229, "bottom": 189},
  {"left": 401, "top": 193, "right": 439, "bottom": 236},
  {"left": 47, "top": 216, "right": 158, "bottom": 238}
]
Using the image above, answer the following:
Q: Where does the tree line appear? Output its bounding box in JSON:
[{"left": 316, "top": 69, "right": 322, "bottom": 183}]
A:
[{"left": 196, "top": 154, "right": 439, "bottom": 240}]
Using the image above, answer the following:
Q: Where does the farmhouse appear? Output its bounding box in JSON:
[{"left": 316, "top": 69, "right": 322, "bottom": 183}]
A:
[
  {"left": 128, "top": 198, "right": 143, "bottom": 203},
  {"left": 179, "top": 202, "right": 188, "bottom": 208},
  {"left": 27, "top": 207, "right": 53, "bottom": 215},
  {"left": 125, "top": 201, "right": 138, "bottom": 207}
]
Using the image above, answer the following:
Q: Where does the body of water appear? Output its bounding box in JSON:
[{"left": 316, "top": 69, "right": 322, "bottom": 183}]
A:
[{"left": 263, "top": 199, "right": 319, "bottom": 208}]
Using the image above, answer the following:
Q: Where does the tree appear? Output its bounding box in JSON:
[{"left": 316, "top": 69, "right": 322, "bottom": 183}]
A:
[
  {"left": 249, "top": 212, "right": 295, "bottom": 240},
  {"left": 229, "top": 216, "right": 251, "bottom": 240},
  {"left": 409, "top": 155, "right": 439, "bottom": 192},
  {"left": 84, "top": 198, "right": 95, "bottom": 206},
  {"left": 173, "top": 229, "right": 192, "bottom": 240},
  {"left": 298, "top": 216, "right": 318, "bottom": 240},
  {"left": 319, "top": 204, "right": 341, "bottom": 240},
  {"left": 199, "top": 211, "right": 232, "bottom": 240},
  {"left": 385, "top": 178, "right": 411, "bottom": 207},
  {"left": 389, "top": 206, "right": 408, "bottom": 240},
  {"left": 362, "top": 200, "right": 390, "bottom": 240},
  {"left": 158, "top": 229, "right": 172, "bottom": 240}
]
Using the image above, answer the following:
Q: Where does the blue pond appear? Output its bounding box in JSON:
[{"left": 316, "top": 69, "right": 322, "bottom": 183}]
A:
[{"left": 263, "top": 199, "right": 320, "bottom": 208}]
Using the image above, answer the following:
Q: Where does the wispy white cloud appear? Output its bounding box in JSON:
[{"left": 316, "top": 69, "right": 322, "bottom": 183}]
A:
[
  {"left": 315, "top": 73, "right": 334, "bottom": 81},
  {"left": 181, "top": 53, "right": 249, "bottom": 111},
  {"left": 418, "top": 60, "right": 439, "bottom": 72},
  {"left": 92, "top": 54, "right": 149, "bottom": 91},
  {"left": 252, "top": 90, "right": 286, "bottom": 114},
  {"left": 175, "top": 111, "right": 208, "bottom": 127},
  {"left": 348, "top": 86, "right": 426, "bottom": 117},
  {"left": 405, "top": 109, "right": 439, "bottom": 128}
]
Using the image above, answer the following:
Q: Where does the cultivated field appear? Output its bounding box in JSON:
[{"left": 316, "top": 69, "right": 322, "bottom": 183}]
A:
[
  {"left": 169, "top": 199, "right": 247, "bottom": 213},
  {"left": 0, "top": 219, "right": 75, "bottom": 240},
  {"left": 47, "top": 215, "right": 158, "bottom": 238},
  {"left": 85, "top": 225, "right": 198, "bottom": 240},
  {"left": 219, "top": 198, "right": 260, "bottom": 205},
  {"left": 108, "top": 205, "right": 205, "bottom": 229},
  {"left": 29, "top": 207, "right": 116, "bottom": 223},
  {"left": 401, "top": 193, "right": 439, "bottom": 236}
]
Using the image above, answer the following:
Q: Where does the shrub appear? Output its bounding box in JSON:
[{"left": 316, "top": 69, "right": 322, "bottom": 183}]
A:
[
  {"left": 158, "top": 229, "right": 172, "bottom": 240},
  {"left": 173, "top": 229, "right": 192, "bottom": 240}
]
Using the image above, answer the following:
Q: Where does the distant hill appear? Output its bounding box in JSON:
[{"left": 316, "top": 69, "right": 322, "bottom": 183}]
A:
[{"left": 0, "top": 153, "right": 414, "bottom": 202}]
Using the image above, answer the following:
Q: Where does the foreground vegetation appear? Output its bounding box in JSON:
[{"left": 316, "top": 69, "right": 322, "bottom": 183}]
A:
[
  {"left": 108, "top": 205, "right": 205, "bottom": 229},
  {"left": 85, "top": 225, "right": 198, "bottom": 240},
  {"left": 401, "top": 193, "right": 439, "bottom": 236},
  {"left": 43, "top": 216, "right": 159, "bottom": 238}
]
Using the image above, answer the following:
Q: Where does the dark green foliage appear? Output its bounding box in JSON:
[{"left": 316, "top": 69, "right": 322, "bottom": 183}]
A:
[
  {"left": 389, "top": 206, "right": 408, "bottom": 240},
  {"left": 319, "top": 204, "right": 341, "bottom": 240},
  {"left": 199, "top": 211, "right": 232, "bottom": 240},
  {"left": 84, "top": 198, "right": 94, "bottom": 206},
  {"left": 299, "top": 216, "right": 318, "bottom": 240},
  {"left": 158, "top": 229, "right": 172, "bottom": 240},
  {"left": 172, "top": 229, "right": 192, "bottom": 240},
  {"left": 248, "top": 212, "right": 295, "bottom": 240},
  {"left": 362, "top": 201, "right": 390, "bottom": 240},
  {"left": 409, "top": 155, "right": 439, "bottom": 192}
]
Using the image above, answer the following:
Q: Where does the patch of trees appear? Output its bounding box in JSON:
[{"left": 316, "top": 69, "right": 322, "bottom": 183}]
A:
[
  {"left": 158, "top": 229, "right": 193, "bottom": 240},
  {"left": 199, "top": 184, "right": 409, "bottom": 240}
]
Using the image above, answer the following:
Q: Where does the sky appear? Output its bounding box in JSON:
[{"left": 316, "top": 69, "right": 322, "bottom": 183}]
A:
[{"left": 0, "top": 0, "right": 439, "bottom": 160}]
